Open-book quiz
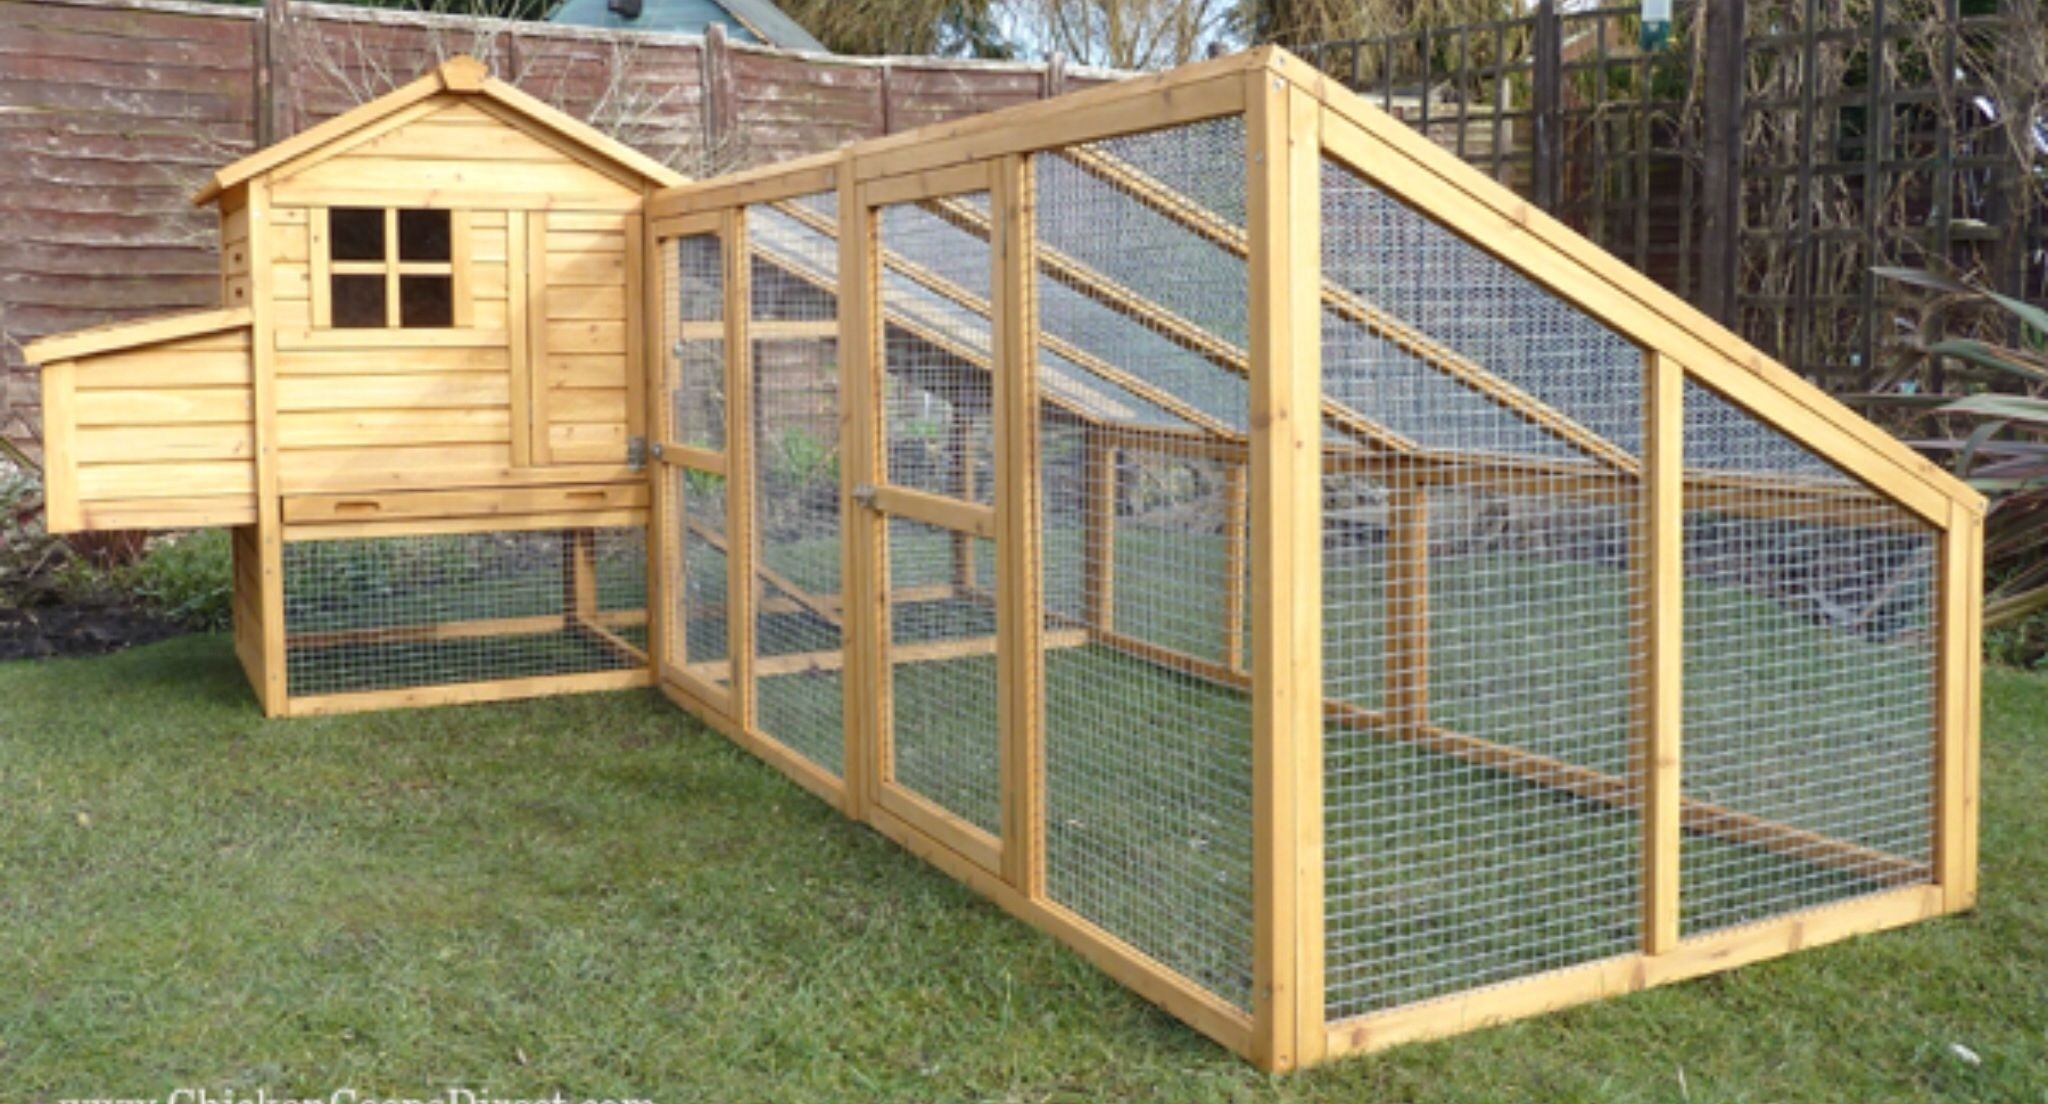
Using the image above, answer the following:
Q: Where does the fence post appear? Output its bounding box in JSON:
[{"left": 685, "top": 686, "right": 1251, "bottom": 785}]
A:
[
  {"left": 1698, "top": 0, "right": 1745, "bottom": 326},
  {"left": 701, "top": 22, "right": 737, "bottom": 168},
  {"left": 1044, "top": 52, "right": 1067, "bottom": 99},
  {"left": 1855, "top": 0, "right": 1890, "bottom": 386},
  {"left": 1531, "top": 0, "right": 1561, "bottom": 210},
  {"left": 256, "top": 0, "right": 296, "bottom": 145}
]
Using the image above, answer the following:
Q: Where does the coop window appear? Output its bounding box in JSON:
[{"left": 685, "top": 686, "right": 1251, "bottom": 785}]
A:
[{"left": 325, "top": 207, "right": 460, "bottom": 329}]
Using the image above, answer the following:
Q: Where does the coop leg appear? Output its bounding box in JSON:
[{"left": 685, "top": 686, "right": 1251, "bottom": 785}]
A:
[{"left": 1385, "top": 478, "right": 1429, "bottom": 736}]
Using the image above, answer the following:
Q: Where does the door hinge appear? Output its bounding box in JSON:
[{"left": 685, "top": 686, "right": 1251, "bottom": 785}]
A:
[{"left": 628, "top": 436, "right": 649, "bottom": 470}]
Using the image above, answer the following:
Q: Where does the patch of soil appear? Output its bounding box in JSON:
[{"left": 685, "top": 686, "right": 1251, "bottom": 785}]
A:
[{"left": 0, "top": 601, "right": 188, "bottom": 661}]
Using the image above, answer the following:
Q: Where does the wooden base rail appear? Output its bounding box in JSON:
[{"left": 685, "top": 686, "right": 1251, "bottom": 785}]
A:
[
  {"left": 288, "top": 608, "right": 647, "bottom": 650},
  {"left": 1324, "top": 883, "right": 1947, "bottom": 1058}
]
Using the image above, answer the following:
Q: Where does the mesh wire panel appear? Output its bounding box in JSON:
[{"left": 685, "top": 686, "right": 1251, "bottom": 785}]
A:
[
  {"left": 879, "top": 197, "right": 997, "bottom": 505},
  {"left": 677, "top": 473, "right": 731, "bottom": 681},
  {"left": 672, "top": 233, "right": 726, "bottom": 451},
  {"left": 283, "top": 528, "right": 647, "bottom": 698},
  {"left": 1320, "top": 153, "right": 1646, "bottom": 1019},
  {"left": 749, "top": 194, "right": 846, "bottom": 778},
  {"left": 1038, "top": 418, "right": 1256, "bottom": 1009},
  {"left": 1031, "top": 121, "right": 1253, "bottom": 432},
  {"left": 1680, "top": 379, "right": 1936, "bottom": 936},
  {"left": 1030, "top": 122, "right": 1259, "bottom": 1011},
  {"left": 889, "top": 519, "right": 1002, "bottom": 836},
  {"left": 1320, "top": 159, "right": 1643, "bottom": 459}
]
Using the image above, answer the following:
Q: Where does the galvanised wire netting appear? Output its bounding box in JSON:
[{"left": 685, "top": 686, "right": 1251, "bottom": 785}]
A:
[
  {"left": 1039, "top": 418, "right": 1256, "bottom": 1010},
  {"left": 677, "top": 473, "right": 731, "bottom": 682},
  {"left": 878, "top": 194, "right": 1003, "bottom": 836},
  {"left": 672, "top": 233, "right": 726, "bottom": 452},
  {"left": 282, "top": 527, "right": 647, "bottom": 698},
  {"left": 1320, "top": 155, "right": 1645, "bottom": 1019},
  {"left": 1680, "top": 380, "right": 1936, "bottom": 936},
  {"left": 1033, "top": 120, "right": 1259, "bottom": 1011},
  {"left": 889, "top": 521, "right": 1002, "bottom": 836},
  {"left": 749, "top": 194, "right": 846, "bottom": 777}
]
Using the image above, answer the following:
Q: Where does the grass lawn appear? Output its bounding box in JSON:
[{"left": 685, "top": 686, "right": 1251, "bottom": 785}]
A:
[{"left": 3, "top": 636, "right": 2046, "bottom": 1101}]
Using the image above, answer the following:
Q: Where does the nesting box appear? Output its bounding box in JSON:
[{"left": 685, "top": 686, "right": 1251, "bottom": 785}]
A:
[{"left": 26, "top": 49, "right": 1986, "bottom": 1071}]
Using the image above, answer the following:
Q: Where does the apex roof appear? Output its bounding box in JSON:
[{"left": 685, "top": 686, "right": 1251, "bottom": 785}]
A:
[{"left": 191, "top": 56, "right": 687, "bottom": 206}]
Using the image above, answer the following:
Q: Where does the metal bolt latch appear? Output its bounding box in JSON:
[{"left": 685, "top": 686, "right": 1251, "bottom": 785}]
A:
[{"left": 850, "top": 483, "right": 879, "bottom": 507}]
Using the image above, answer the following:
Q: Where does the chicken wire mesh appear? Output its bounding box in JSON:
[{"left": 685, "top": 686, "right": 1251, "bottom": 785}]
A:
[
  {"left": 282, "top": 527, "right": 647, "bottom": 699},
  {"left": 672, "top": 232, "right": 726, "bottom": 451},
  {"left": 1320, "top": 154, "right": 1646, "bottom": 1019},
  {"left": 888, "top": 519, "right": 1002, "bottom": 836},
  {"left": 1039, "top": 418, "right": 1256, "bottom": 1010},
  {"left": 1679, "top": 381, "right": 1936, "bottom": 936},
  {"left": 749, "top": 194, "right": 846, "bottom": 778},
  {"left": 675, "top": 473, "right": 732, "bottom": 682},
  {"left": 1029, "top": 120, "right": 1260, "bottom": 1011}
]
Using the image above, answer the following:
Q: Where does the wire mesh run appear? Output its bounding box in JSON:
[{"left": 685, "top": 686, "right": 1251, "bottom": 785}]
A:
[
  {"left": 282, "top": 527, "right": 648, "bottom": 699},
  {"left": 676, "top": 473, "right": 732, "bottom": 683},
  {"left": 1039, "top": 416, "right": 1256, "bottom": 1010},
  {"left": 672, "top": 232, "right": 726, "bottom": 451},
  {"left": 1680, "top": 381, "right": 1936, "bottom": 936},
  {"left": 750, "top": 193, "right": 845, "bottom": 778},
  {"left": 1320, "top": 152, "right": 1645, "bottom": 1019},
  {"left": 888, "top": 518, "right": 1001, "bottom": 837}
]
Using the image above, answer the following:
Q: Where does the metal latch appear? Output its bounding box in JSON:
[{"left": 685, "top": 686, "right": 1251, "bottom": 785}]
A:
[
  {"left": 851, "top": 483, "right": 878, "bottom": 508},
  {"left": 627, "top": 436, "right": 650, "bottom": 470}
]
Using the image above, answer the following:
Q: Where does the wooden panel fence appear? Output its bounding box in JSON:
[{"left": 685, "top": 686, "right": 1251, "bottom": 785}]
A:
[{"left": 0, "top": 0, "right": 1118, "bottom": 454}]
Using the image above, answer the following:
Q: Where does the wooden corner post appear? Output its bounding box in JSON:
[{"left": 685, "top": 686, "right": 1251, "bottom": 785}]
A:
[
  {"left": 1641, "top": 351, "right": 1683, "bottom": 954},
  {"left": 839, "top": 160, "right": 882, "bottom": 822},
  {"left": 1246, "top": 65, "right": 1324, "bottom": 1072},
  {"left": 723, "top": 206, "right": 756, "bottom": 732},
  {"left": 250, "top": 181, "right": 289, "bottom": 717},
  {"left": 1936, "top": 498, "right": 1984, "bottom": 911},
  {"left": 993, "top": 152, "right": 1046, "bottom": 897}
]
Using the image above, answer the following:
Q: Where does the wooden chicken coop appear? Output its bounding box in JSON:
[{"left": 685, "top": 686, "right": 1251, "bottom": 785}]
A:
[
  {"left": 27, "top": 48, "right": 1984, "bottom": 1071},
  {"left": 27, "top": 57, "right": 680, "bottom": 717}
]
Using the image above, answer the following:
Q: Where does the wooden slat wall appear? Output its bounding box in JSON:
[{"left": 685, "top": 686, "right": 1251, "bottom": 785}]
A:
[
  {"left": 62, "top": 326, "right": 257, "bottom": 527},
  {"left": 541, "top": 210, "right": 635, "bottom": 465}
]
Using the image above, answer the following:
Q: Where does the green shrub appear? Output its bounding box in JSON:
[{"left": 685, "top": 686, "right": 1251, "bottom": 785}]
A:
[{"left": 131, "top": 530, "right": 232, "bottom": 631}]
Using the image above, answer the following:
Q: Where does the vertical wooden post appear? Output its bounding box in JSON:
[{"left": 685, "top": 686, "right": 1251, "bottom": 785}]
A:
[
  {"left": 564, "top": 528, "right": 598, "bottom": 625},
  {"left": 1384, "top": 476, "right": 1428, "bottom": 735},
  {"left": 1699, "top": 0, "right": 1746, "bottom": 326},
  {"left": 1246, "top": 64, "right": 1324, "bottom": 1072},
  {"left": 1530, "top": 0, "right": 1562, "bottom": 212},
  {"left": 257, "top": 0, "right": 296, "bottom": 146},
  {"left": 701, "top": 23, "right": 737, "bottom": 171},
  {"left": 951, "top": 407, "right": 977, "bottom": 590},
  {"left": 1642, "top": 351, "right": 1683, "bottom": 954},
  {"left": 725, "top": 207, "right": 756, "bottom": 731},
  {"left": 994, "top": 152, "right": 1045, "bottom": 897},
  {"left": 644, "top": 218, "right": 671, "bottom": 678},
  {"left": 249, "top": 181, "right": 288, "bottom": 717},
  {"left": 839, "top": 167, "right": 882, "bottom": 821},
  {"left": 1222, "top": 460, "right": 1248, "bottom": 672},
  {"left": 525, "top": 214, "right": 554, "bottom": 465},
  {"left": 1081, "top": 429, "right": 1118, "bottom": 632},
  {"left": 1936, "top": 499, "right": 1984, "bottom": 911}
]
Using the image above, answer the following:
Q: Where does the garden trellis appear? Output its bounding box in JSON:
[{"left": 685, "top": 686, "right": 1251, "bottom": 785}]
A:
[{"left": 25, "top": 48, "right": 1984, "bottom": 1071}]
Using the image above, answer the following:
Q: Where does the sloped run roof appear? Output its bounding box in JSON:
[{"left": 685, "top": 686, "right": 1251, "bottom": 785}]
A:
[
  {"left": 547, "top": 0, "right": 827, "bottom": 52},
  {"left": 190, "top": 56, "right": 686, "bottom": 207}
]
